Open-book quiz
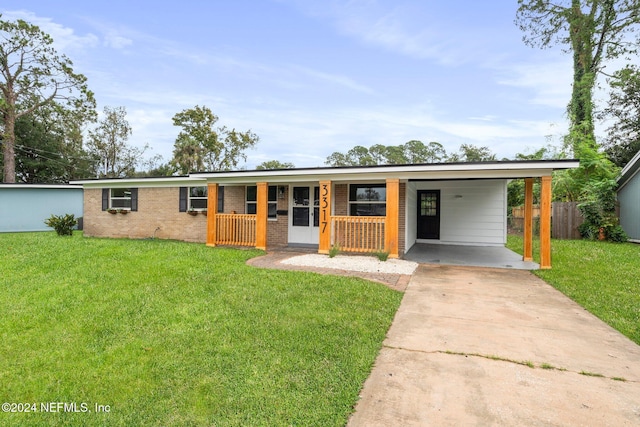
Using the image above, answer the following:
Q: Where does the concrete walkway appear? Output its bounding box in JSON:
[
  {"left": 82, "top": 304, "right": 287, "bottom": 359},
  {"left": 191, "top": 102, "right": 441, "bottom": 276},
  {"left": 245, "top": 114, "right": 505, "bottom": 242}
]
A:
[{"left": 348, "top": 264, "right": 640, "bottom": 426}]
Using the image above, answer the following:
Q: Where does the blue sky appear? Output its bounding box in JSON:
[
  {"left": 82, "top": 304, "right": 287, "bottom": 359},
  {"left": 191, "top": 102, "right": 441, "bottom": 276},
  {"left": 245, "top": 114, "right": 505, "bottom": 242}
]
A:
[{"left": 3, "top": 1, "right": 577, "bottom": 169}]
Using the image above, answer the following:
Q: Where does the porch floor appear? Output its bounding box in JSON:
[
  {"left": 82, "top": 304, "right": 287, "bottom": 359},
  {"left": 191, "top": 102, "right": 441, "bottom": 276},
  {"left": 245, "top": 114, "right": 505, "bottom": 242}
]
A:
[{"left": 404, "top": 243, "right": 539, "bottom": 270}]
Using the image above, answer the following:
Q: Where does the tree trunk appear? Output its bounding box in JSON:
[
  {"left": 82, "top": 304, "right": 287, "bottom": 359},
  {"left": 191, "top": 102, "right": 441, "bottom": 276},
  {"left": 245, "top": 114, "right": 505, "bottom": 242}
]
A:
[{"left": 2, "top": 114, "right": 16, "bottom": 183}]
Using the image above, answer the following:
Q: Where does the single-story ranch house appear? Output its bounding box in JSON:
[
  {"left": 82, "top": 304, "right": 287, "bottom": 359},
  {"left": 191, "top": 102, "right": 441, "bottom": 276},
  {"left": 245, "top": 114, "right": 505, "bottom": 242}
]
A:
[{"left": 72, "top": 160, "right": 579, "bottom": 269}]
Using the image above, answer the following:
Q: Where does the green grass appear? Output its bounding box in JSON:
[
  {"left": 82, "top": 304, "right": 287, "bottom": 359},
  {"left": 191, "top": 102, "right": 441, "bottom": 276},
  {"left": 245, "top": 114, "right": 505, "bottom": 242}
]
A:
[
  {"left": 0, "top": 232, "right": 403, "bottom": 426},
  {"left": 507, "top": 234, "right": 640, "bottom": 345}
]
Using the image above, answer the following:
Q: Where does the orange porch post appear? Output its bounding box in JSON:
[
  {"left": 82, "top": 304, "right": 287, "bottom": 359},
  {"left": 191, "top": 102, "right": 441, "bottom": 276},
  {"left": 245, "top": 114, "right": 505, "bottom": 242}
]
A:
[
  {"left": 385, "top": 178, "right": 400, "bottom": 258},
  {"left": 206, "top": 183, "right": 218, "bottom": 247},
  {"left": 523, "top": 178, "right": 534, "bottom": 262},
  {"left": 318, "top": 180, "right": 332, "bottom": 254},
  {"left": 540, "top": 175, "right": 552, "bottom": 269},
  {"left": 256, "top": 182, "right": 268, "bottom": 250}
]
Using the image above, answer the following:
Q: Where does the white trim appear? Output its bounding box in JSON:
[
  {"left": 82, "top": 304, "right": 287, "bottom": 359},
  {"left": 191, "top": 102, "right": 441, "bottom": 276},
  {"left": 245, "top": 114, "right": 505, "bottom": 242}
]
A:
[
  {"left": 617, "top": 151, "right": 640, "bottom": 190},
  {"left": 71, "top": 177, "right": 205, "bottom": 187},
  {"left": 0, "top": 184, "right": 81, "bottom": 189}
]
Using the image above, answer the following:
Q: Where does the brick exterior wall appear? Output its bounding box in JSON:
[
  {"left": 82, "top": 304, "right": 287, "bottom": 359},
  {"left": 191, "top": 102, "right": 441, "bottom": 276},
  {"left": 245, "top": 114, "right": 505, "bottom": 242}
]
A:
[
  {"left": 334, "top": 184, "right": 348, "bottom": 215},
  {"left": 267, "top": 186, "right": 288, "bottom": 247},
  {"left": 83, "top": 187, "right": 207, "bottom": 242},
  {"left": 223, "top": 186, "right": 246, "bottom": 214},
  {"left": 83, "top": 182, "right": 407, "bottom": 255}
]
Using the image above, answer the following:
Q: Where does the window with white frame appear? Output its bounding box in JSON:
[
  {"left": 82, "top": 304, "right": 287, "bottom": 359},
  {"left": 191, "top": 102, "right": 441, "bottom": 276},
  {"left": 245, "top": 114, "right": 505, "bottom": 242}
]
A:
[
  {"left": 110, "top": 188, "right": 132, "bottom": 209},
  {"left": 246, "top": 186, "right": 277, "bottom": 219},
  {"left": 349, "top": 184, "right": 386, "bottom": 216},
  {"left": 189, "top": 186, "right": 207, "bottom": 210}
]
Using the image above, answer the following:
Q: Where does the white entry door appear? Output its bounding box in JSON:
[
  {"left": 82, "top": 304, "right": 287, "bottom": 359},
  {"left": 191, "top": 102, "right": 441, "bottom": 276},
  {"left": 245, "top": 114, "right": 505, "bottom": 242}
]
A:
[{"left": 289, "top": 185, "right": 319, "bottom": 245}]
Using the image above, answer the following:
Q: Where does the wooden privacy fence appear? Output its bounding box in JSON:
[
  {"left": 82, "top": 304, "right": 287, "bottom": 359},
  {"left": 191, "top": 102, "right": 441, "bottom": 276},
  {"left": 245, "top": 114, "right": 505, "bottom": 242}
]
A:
[
  {"left": 215, "top": 214, "right": 256, "bottom": 246},
  {"left": 332, "top": 216, "right": 385, "bottom": 253},
  {"left": 552, "top": 202, "right": 584, "bottom": 239},
  {"left": 510, "top": 202, "right": 584, "bottom": 239}
]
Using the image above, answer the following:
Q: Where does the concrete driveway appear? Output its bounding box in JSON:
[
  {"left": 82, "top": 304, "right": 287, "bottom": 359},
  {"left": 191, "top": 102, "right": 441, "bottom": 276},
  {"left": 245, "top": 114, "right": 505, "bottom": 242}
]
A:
[{"left": 348, "top": 264, "right": 640, "bottom": 426}]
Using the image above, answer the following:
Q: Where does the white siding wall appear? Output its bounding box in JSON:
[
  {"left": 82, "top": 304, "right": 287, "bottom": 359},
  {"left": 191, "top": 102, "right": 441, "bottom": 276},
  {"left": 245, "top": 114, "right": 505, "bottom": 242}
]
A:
[
  {"left": 405, "top": 182, "right": 418, "bottom": 252},
  {"left": 412, "top": 180, "right": 508, "bottom": 246}
]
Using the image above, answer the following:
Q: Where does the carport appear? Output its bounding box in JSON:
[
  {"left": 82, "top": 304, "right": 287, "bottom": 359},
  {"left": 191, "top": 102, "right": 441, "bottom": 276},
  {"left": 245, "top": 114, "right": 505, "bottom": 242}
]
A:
[{"left": 404, "top": 243, "right": 539, "bottom": 270}]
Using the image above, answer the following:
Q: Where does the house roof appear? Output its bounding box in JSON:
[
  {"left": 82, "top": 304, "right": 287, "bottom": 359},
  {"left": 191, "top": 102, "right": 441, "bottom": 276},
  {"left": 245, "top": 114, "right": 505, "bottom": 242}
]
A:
[
  {"left": 617, "top": 150, "right": 640, "bottom": 190},
  {"left": 71, "top": 160, "right": 580, "bottom": 187}
]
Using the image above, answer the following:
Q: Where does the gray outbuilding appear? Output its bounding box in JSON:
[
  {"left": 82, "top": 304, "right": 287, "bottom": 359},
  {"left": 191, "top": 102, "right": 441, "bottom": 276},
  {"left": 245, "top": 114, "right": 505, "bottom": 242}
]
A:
[
  {"left": 617, "top": 150, "right": 640, "bottom": 242},
  {"left": 0, "top": 184, "right": 83, "bottom": 232}
]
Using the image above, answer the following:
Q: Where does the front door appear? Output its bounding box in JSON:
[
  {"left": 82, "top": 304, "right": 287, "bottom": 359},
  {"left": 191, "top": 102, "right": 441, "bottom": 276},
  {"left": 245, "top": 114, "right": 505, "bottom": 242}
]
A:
[
  {"left": 417, "top": 190, "right": 440, "bottom": 239},
  {"left": 289, "top": 185, "right": 319, "bottom": 245}
]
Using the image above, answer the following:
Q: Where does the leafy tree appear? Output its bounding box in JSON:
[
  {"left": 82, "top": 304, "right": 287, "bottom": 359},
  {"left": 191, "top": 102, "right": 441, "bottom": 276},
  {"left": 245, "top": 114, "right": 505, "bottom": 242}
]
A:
[
  {"left": 516, "top": 0, "right": 640, "bottom": 153},
  {"left": 325, "top": 141, "right": 448, "bottom": 166},
  {"left": 171, "top": 105, "right": 259, "bottom": 173},
  {"left": 0, "top": 15, "right": 95, "bottom": 183},
  {"left": 87, "top": 106, "right": 146, "bottom": 178},
  {"left": 447, "top": 144, "right": 496, "bottom": 162},
  {"left": 12, "top": 103, "right": 96, "bottom": 183},
  {"left": 256, "top": 160, "right": 295, "bottom": 170},
  {"left": 601, "top": 65, "right": 640, "bottom": 167}
]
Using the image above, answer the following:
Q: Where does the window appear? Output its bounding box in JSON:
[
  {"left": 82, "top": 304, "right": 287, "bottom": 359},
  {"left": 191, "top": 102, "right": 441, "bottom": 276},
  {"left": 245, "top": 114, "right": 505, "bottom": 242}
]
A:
[
  {"left": 189, "top": 186, "right": 207, "bottom": 210},
  {"left": 246, "top": 186, "right": 277, "bottom": 219},
  {"left": 349, "top": 184, "right": 386, "bottom": 216},
  {"left": 102, "top": 188, "right": 138, "bottom": 211},
  {"left": 179, "top": 186, "right": 224, "bottom": 212}
]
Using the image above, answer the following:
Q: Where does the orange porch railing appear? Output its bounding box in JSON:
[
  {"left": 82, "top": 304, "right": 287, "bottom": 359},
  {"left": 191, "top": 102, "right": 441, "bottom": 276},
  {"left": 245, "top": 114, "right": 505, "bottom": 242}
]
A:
[
  {"left": 332, "top": 216, "right": 386, "bottom": 253},
  {"left": 215, "top": 214, "right": 256, "bottom": 246}
]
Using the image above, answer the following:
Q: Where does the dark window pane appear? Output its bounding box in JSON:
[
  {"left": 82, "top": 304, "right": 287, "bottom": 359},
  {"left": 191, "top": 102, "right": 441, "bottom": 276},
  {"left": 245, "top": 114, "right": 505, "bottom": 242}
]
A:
[
  {"left": 191, "top": 199, "right": 207, "bottom": 209},
  {"left": 247, "top": 203, "right": 257, "bottom": 215},
  {"left": 349, "top": 185, "right": 386, "bottom": 202},
  {"left": 246, "top": 186, "right": 257, "bottom": 202},
  {"left": 111, "top": 188, "right": 131, "bottom": 198},
  {"left": 268, "top": 186, "right": 277, "bottom": 201},
  {"left": 293, "top": 207, "right": 309, "bottom": 226},
  {"left": 313, "top": 207, "right": 319, "bottom": 227},
  {"left": 268, "top": 203, "right": 277, "bottom": 218},
  {"left": 350, "top": 203, "right": 385, "bottom": 216},
  {"left": 190, "top": 186, "right": 207, "bottom": 197},
  {"left": 111, "top": 198, "right": 132, "bottom": 208},
  {"left": 293, "top": 187, "right": 310, "bottom": 206}
]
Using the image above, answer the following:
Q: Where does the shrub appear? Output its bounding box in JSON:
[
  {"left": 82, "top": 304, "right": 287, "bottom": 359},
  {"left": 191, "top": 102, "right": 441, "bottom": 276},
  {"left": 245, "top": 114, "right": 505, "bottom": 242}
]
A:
[
  {"left": 44, "top": 214, "right": 77, "bottom": 236},
  {"left": 606, "top": 225, "right": 628, "bottom": 243},
  {"left": 374, "top": 251, "right": 389, "bottom": 261},
  {"left": 328, "top": 243, "right": 340, "bottom": 258}
]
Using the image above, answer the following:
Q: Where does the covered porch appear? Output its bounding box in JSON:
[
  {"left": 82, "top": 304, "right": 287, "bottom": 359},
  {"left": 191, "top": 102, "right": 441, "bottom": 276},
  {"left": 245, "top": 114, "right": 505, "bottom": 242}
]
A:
[{"left": 196, "top": 161, "right": 579, "bottom": 269}]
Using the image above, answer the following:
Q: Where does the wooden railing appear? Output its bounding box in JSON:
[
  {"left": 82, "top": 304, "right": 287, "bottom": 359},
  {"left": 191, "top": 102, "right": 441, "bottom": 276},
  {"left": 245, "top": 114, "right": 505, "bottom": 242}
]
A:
[
  {"left": 215, "top": 214, "right": 256, "bottom": 246},
  {"left": 332, "top": 216, "right": 386, "bottom": 253}
]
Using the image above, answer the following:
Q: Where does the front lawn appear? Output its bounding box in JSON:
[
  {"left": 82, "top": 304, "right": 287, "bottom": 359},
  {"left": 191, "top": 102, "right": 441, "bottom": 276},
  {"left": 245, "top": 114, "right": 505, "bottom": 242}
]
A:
[
  {"left": 507, "top": 235, "right": 640, "bottom": 345},
  {"left": 0, "top": 233, "right": 402, "bottom": 426}
]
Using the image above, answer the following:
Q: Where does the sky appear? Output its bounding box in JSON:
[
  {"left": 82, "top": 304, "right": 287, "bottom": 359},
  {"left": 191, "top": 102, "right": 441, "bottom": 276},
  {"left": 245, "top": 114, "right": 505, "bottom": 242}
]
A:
[{"left": 2, "top": 0, "right": 580, "bottom": 169}]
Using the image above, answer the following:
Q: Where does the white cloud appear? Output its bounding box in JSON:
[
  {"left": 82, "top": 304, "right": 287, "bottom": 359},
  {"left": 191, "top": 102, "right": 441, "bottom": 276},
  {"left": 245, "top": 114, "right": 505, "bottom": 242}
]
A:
[
  {"left": 2, "top": 10, "right": 99, "bottom": 52},
  {"left": 497, "top": 59, "right": 573, "bottom": 109}
]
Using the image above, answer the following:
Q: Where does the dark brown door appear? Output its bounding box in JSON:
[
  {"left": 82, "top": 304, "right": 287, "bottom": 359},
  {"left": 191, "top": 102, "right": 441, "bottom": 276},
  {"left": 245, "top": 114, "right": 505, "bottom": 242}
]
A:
[{"left": 417, "top": 190, "right": 440, "bottom": 239}]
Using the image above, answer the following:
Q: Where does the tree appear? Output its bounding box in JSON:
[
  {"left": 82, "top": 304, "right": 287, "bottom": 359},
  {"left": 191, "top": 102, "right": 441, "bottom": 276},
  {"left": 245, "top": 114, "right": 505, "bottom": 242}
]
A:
[
  {"left": 11, "top": 102, "right": 96, "bottom": 183},
  {"left": 516, "top": 0, "right": 640, "bottom": 152},
  {"left": 256, "top": 160, "right": 295, "bottom": 170},
  {"left": 171, "top": 105, "right": 259, "bottom": 173},
  {"left": 601, "top": 65, "right": 640, "bottom": 167},
  {"left": 87, "top": 106, "right": 146, "bottom": 178},
  {"left": 0, "top": 15, "right": 95, "bottom": 183},
  {"left": 448, "top": 144, "right": 496, "bottom": 162},
  {"left": 325, "top": 141, "right": 448, "bottom": 166}
]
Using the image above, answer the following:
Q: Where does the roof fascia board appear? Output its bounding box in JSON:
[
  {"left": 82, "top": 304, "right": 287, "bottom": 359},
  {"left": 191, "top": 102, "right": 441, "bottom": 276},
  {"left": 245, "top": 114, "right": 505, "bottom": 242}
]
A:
[
  {"left": 0, "top": 184, "right": 82, "bottom": 189},
  {"left": 617, "top": 150, "right": 640, "bottom": 188},
  {"left": 72, "top": 177, "right": 206, "bottom": 188}
]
